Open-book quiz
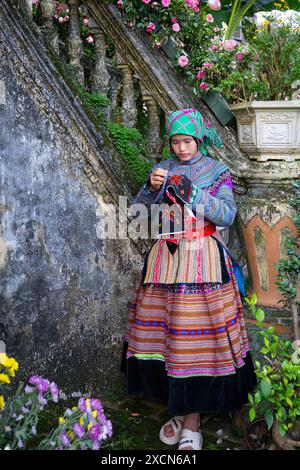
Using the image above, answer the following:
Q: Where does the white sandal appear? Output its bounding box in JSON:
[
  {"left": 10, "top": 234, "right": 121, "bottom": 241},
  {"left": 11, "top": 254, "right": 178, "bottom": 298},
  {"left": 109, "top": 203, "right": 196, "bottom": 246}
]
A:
[
  {"left": 159, "top": 416, "right": 185, "bottom": 445},
  {"left": 178, "top": 428, "right": 203, "bottom": 450}
]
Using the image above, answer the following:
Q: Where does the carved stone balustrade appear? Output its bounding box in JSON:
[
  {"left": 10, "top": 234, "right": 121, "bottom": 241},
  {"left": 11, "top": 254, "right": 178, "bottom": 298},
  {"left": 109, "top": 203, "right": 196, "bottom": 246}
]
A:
[
  {"left": 39, "top": 0, "right": 59, "bottom": 54},
  {"left": 116, "top": 50, "right": 137, "bottom": 128},
  {"left": 140, "top": 82, "right": 163, "bottom": 162},
  {"left": 67, "top": 0, "right": 84, "bottom": 85}
]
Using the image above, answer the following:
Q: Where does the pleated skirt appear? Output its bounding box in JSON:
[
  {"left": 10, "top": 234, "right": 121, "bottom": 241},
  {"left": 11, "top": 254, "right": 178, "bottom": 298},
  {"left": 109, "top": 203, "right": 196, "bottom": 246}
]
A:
[{"left": 121, "top": 240, "right": 257, "bottom": 415}]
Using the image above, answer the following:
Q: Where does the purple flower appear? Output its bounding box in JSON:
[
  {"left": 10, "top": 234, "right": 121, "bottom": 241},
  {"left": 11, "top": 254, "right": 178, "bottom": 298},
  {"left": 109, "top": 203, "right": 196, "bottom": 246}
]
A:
[
  {"left": 106, "top": 420, "right": 113, "bottom": 438},
  {"left": 28, "top": 375, "right": 43, "bottom": 386},
  {"left": 73, "top": 423, "right": 85, "bottom": 439},
  {"left": 37, "top": 379, "right": 50, "bottom": 394},
  {"left": 22, "top": 406, "right": 30, "bottom": 414},
  {"left": 92, "top": 442, "right": 100, "bottom": 450},
  {"left": 31, "top": 425, "right": 37, "bottom": 436},
  {"left": 90, "top": 399, "right": 103, "bottom": 413},
  {"left": 50, "top": 382, "right": 59, "bottom": 402},
  {"left": 25, "top": 385, "right": 34, "bottom": 394},
  {"left": 88, "top": 424, "right": 101, "bottom": 442},
  {"left": 78, "top": 397, "right": 87, "bottom": 413},
  {"left": 17, "top": 439, "right": 24, "bottom": 449},
  {"left": 38, "top": 394, "right": 47, "bottom": 406},
  {"left": 60, "top": 432, "right": 70, "bottom": 446}
]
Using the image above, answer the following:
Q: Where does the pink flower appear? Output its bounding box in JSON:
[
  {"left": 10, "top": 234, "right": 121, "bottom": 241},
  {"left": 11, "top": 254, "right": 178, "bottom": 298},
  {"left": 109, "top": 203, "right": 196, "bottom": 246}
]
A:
[
  {"left": 83, "top": 18, "right": 89, "bottom": 26},
  {"left": 142, "top": 0, "right": 152, "bottom": 3},
  {"left": 200, "top": 82, "right": 209, "bottom": 90},
  {"left": 32, "top": 0, "right": 39, "bottom": 4},
  {"left": 185, "top": 0, "right": 199, "bottom": 10},
  {"left": 161, "top": 0, "right": 171, "bottom": 7},
  {"left": 117, "top": 0, "right": 123, "bottom": 7},
  {"left": 235, "top": 52, "right": 244, "bottom": 61},
  {"left": 207, "top": 0, "right": 221, "bottom": 10},
  {"left": 171, "top": 17, "right": 177, "bottom": 24},
  {"left": 155, "top": 42, "right": 161, "bottom": 48},
  {"left": 64, "top": 15, "right": 69, "bottom": 22},
  {"left": 213, "top": 26, "right": 219, "bottom": 33},
  {"left": 172, "top": 23, "right": 180, "bottom": 32},
  {"left": 58, "top": 17, "right": 64, "bottom": 24},
  {"left": 202, "top": 63, "right": 212, "bottom": 69},
  {"left": 210, "top": 45, "right": 219, "bottom": 51},
  {"left": 146, "top": 22, "right": 155, "bottom": 33},
  {"left": 86, "top": 35, "right": 94, "bottom": 44},
  {"left": 197, "top": 70, "right": 206, "bottom": 79},
  {"left": 206, "top": 14, "right": 214, "bottom": 23},
  {"left": 224, "top": 39, "right": 237, "bottom": 51},
  {"left": 178, "top": 55, "right": 189, "bottom": 68}
]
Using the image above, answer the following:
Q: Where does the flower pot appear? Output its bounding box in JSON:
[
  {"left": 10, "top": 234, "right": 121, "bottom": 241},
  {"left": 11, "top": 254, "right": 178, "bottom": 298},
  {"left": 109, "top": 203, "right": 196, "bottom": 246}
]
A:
[
  {"left": 229, "top": 100, "right": 300, "bottom": 162},
  {"left": 161, "top": 37, "right": 178, "bottom": 59},
  {"left": 244, "top": 418, "right": 272, "bottom": 450},
  {"left": 202, "top": 91, "right": 235, "bottom": 126}
]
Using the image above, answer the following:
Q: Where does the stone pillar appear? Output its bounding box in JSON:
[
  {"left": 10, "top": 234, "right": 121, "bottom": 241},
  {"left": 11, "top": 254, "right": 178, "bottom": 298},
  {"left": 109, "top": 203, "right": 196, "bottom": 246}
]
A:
[
  {"left": 230, "top": 101, "right": 300, "bottom": 310},
  {"left": 140, "top": 82, "right": 163, "bottom": 162},
  {"left": 89, "top": 18, "right": 110, "bottom": 96},
  {"left": 66, "top": 0, "right": 84, "bottom": 86},
  {"left": 237, "top": 182, "right": 299, "bottom": 309},
  {"left": 116, "top": 50, "right": 137, "bottom": 128},
  {"left": 39, "top": 0, "right": 59, "bottom": 54}
]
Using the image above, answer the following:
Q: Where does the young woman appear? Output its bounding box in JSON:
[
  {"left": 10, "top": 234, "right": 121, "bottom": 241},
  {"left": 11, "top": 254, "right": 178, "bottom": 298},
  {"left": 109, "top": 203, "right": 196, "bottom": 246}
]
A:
[{"left": 121, "top": 109, "right": 257, "bottom": 450}]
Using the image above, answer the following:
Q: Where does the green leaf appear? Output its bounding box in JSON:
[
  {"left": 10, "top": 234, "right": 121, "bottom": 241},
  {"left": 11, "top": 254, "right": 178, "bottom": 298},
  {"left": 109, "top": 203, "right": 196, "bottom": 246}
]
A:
[
  {"left": 248, "top": 393, "right": 254, "bottom": 405},
  {"left": 286, "top": 397, "right": 293, "bottom": 408},
  {"left": 254, "top": 390, "right": 262, "bottom": 404},
  {"left": 261, "top": 379, "right": 271, "bottom": 398},
  {"left": 264, "top": 410, "right": 274, "bottom": 430},
  {"left": 249, "top": 407, "right": 256, "bottom": 421},
  {"left": 256, "top": 308, "right": 265, "bottom": 324},
  {"left": 250, "top": 292, "right": 257, "bottom": 305},
  {"left": 279, "top": 424, "right": 287, "bottom": 437}
]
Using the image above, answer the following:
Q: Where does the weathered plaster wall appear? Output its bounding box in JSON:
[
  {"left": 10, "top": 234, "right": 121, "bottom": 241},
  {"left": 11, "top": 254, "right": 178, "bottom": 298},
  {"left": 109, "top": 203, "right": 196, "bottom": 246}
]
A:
[{"left": 0, "top": 1, "right": 145, "bottom": 395}]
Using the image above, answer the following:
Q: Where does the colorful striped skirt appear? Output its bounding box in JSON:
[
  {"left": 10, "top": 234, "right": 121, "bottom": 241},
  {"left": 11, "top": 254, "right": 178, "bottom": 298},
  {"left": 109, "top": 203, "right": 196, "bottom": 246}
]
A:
[{"left": 121, "top": 239, "right": 257, "bottom": 415}]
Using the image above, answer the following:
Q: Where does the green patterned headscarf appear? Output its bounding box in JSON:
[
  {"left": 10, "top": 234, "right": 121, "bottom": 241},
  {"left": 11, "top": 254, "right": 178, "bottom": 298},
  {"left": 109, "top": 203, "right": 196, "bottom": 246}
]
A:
[{"left": 166, "top": 108, "right": 223, "bottom": 155}]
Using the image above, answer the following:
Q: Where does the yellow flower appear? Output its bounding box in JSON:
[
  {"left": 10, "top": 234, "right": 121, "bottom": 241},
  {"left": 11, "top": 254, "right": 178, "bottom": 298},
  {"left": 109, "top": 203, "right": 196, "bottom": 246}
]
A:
[
  {"left": 0, "top": 374, "right": 10, "bottom": 384},
  {"left": 58, "top": 417, "right": 66, "bottom": 425},
  {"left": 0, "top": 353, "right": 10, "bottom": 368},
  {"left": 86, "top": 398, "right": 91, "bottom": 409},
  {"left": 79, "top": 417, "right": 84, "bottom": 426},
  {"left": 8, "top": 368, "right": 15, "bottom": 378},
  {"left": 8, "top": 358, "right": 19, "bottom": 371},
  {"left": 72, "top": 406, "right": 78, "bottom": 411},
  {"left": 67, "top": 431, "right": 74, "bottom": 440},
  {"left": 92, "top": 410, "right": 98, "bottom": 418},
  {"left": 87, "top": 423, "right": 92, "bottom": 430},
  {"left": 0, "top": 395, "right": 5, "bottom": 410}
]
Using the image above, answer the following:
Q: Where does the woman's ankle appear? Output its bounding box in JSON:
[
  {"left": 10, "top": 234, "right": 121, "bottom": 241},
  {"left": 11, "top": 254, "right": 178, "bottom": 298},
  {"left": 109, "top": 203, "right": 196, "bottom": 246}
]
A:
[{"left": 183, "top": 413, "right": 200, "bottom": 431}]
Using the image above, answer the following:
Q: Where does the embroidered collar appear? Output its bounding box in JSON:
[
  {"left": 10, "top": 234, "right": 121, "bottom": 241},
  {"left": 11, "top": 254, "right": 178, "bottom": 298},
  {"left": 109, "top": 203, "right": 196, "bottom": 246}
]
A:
[{"left": 174, "top": 151, "right": 202, "bottom": 165}]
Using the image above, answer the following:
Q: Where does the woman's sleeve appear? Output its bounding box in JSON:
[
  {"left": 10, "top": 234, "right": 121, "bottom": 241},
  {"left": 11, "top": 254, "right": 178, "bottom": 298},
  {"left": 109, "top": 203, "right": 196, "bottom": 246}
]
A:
[
  {"left": 190, "top": 168, "right": 237, "bottom": 227},
  {"left": 129, "top": 162, "right": 168, "bottom": 218}
]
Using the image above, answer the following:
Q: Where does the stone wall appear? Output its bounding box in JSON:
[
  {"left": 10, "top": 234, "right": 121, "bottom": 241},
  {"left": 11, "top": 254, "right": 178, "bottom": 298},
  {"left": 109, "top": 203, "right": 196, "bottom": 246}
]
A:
[{"left": 0, "top": 0, "right": 145, "bottom": 395}]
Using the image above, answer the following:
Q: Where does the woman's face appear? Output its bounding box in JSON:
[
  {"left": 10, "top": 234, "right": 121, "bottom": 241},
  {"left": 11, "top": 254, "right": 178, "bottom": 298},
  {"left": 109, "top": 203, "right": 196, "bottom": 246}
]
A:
[{"left": 170, "top": 134, "right": 198, "bottom": 161}]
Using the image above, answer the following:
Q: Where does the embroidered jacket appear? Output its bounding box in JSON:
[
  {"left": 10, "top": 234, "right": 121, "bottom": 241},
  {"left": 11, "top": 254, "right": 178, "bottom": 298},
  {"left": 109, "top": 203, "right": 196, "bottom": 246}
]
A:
[{"left": 131, "top": 152, "right": 237, "bottom": 227}]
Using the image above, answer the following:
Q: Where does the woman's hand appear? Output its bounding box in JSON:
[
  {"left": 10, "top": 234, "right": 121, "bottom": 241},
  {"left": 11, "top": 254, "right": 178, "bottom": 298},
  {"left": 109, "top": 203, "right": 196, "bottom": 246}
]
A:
[{"left": 149, "top": 168, "right": 168, "bottom": 192}]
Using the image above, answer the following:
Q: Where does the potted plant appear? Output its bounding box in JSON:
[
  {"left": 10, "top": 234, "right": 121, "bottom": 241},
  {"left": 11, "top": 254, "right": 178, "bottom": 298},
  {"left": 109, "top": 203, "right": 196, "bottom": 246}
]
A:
[
  {"left": 244, "top": 293, "right": 300, "bottom": 450},
  {"left": 198, "top": 15, "right": 300, "bottom": 162}
]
